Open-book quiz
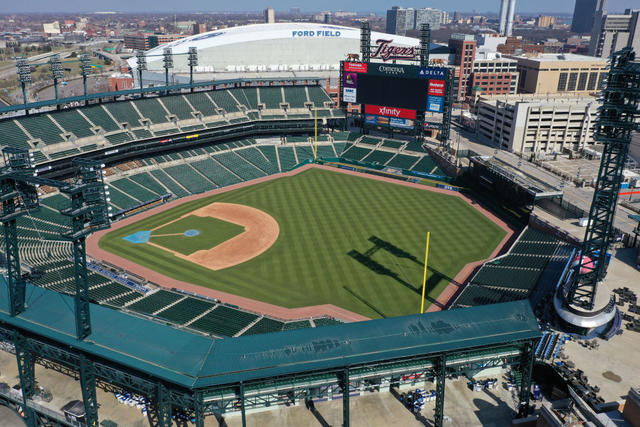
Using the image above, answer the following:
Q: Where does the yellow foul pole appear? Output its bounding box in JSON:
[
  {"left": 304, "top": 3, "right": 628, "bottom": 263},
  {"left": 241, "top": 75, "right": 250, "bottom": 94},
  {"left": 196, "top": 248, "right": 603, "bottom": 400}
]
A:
[
  {"left": 420, "top": 232, "right": 431, "bottom": 314},
  {"left": 314, "top": 108, "right": 318, "bottom": 161}
]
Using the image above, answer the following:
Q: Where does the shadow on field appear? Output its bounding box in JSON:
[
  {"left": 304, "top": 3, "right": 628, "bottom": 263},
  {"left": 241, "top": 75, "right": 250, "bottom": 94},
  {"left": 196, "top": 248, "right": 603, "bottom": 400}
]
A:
[
  {"left": 348, "top": 236, "right": 463, "bottom": 310},
  {"left": 343, "top": 285, "right": 387, "bottom": 318}
]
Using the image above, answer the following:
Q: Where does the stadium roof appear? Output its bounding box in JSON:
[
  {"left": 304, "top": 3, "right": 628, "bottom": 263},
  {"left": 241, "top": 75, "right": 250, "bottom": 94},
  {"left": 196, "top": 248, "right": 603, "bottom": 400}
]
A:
[
  {"left": 0, "top": 277, "right": 540, "bottom": 390},
  {"left": 128, "top": 23, "right": 452, "bottom": 72}
]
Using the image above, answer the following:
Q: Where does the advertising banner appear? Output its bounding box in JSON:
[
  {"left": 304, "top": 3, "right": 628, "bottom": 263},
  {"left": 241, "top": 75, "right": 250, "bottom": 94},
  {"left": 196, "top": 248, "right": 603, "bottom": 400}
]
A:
[
  {"left": 343, "top": 87, "right": 357, "bottom": 103},
  {"left": 364, "top": 104, "right": 417, "bottom": 120},
  {"left": 344, "top": 62, "right": 368, "bottom": 73},
  {"left": 389, "top": 117, "right": 414, "bottom": 129},
  {"left": 343, "top": 71, "right": 358, "bottom": 88},
  {"left": 428, "top": 80, "right": 446, "bottom": 96},
  {"left": 426, "top": 96, "right": 444, "bottom": 113},
  {"left": 418, "top": 66, "right": 448, "bottom": 79}
]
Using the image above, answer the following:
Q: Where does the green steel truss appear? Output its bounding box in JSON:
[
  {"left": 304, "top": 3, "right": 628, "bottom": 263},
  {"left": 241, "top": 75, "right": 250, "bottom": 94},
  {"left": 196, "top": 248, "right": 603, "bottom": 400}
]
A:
[
  {"left": 0, "top": 322, "right": 536, "bottom": 427},
  {"left": 569, "top": 48, "right": 640, "bottom": 308}
]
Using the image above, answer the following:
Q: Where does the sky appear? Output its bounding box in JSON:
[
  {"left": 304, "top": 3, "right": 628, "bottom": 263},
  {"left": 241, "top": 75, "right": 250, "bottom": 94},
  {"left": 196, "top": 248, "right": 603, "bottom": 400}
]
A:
[{"left": 2, "top": 0, "right": 638, "bottom": 14}]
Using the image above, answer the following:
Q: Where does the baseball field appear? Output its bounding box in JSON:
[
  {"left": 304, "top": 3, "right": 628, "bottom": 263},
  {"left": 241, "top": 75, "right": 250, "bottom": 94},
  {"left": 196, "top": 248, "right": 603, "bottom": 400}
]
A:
[{"left": 99, "top": 168, "right": 507, "bottom": 318}]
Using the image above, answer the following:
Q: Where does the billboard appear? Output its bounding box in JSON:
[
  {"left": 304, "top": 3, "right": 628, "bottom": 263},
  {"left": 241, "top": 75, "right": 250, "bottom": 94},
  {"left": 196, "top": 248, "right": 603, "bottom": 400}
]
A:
[
  {"left": 365, "top": 115, "right": 414, "bottom": 129},
  {"left": 357, "top": 74, "right": 428, "bottom": 111},
  {"left": 427, "top": 96, "right": 444, "bottom": 113},
  {"left": 364, "top": 104, "right": 416, "bottom": 120}
]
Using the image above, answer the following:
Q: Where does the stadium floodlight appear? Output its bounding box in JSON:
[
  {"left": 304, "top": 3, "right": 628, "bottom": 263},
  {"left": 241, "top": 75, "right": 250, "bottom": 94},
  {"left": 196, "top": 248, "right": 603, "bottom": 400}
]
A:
[
  {"left": 15, "top": 57, "right": 31, "bottom": 111},
  {"left": 188, "top": 47, "right": 198, "bottom": 92},
  {"left": 135, "top": 50, "right": 147, "bottom": 95},
  {"left": 49, "top": 54, "right": 64, "bottom": 108},
  {"left": 163, "top": 47, "right": 173, "bottom": 93},
  {"left": 79, "top": 54, "right": 92, "bottom": 100}
]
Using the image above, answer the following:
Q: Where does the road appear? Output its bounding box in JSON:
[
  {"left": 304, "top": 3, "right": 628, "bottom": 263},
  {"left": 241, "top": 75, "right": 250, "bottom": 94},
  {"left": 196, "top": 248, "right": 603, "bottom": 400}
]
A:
[{"left": 446, "top": 123, "right": 639, "bottom": 236}]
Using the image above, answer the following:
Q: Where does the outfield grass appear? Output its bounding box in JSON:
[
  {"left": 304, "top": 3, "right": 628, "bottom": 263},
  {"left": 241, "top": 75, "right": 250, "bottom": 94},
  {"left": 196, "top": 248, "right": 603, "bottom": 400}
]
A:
[
  {"left": 150, "top": 215, "right": 244, "bottom": 255},
  {"left": 100, "top": 168, "right": 506, "bottom": 318}
]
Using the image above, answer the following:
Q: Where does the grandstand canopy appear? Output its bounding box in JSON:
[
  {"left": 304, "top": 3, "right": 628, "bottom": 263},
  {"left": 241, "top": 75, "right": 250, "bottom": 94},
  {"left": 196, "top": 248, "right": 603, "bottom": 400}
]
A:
[
  {"left": 0, "top": 276, "right": 539, "bottom": 390},
  {"left": 129, "top": 23, "right": 453, "bottom": 75}
]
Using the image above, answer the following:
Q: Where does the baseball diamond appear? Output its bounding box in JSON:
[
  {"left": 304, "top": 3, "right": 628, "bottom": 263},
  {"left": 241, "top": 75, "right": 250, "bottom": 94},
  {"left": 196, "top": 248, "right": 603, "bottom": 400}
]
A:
[{"left": 97, "top": 166, "right": 507, "bottom": 319}]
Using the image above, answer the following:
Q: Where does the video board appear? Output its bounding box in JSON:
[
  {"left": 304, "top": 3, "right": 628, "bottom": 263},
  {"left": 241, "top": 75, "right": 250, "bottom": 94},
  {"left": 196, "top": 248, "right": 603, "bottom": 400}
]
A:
[{"left": 341, "top": 61, "right": 447, "bottom": 115}]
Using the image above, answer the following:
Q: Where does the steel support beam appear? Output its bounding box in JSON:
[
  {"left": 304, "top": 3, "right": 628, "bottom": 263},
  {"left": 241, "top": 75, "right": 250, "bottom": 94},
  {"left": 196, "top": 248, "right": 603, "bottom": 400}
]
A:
[
  {"left": 12, "top": 331, "right": 36, "bottom": 427},
  {"left": 2, "top": 214, "right": 24, "bottom": 316},
  {"left": 193, "top": 392, "right": 205, "bottom": 427},
  {"left": 517, "top": 341, "right": 535, "bottom": 417},
  {"left": 72, "top": 234, "right": 92, "bottom": 340},
  {"left": 79, "top": 354, "right": 99, "bottom": 426},
  {"left": 239, "top": 382, "right": 246, "bottom": 427},
  {"left": 156, "top": 382, "right": 172, "bottom": 427},
  {"left": 342, "top": 368, "right": 350, "bottom": 427},
  {"left": 434, "top": 355, "right": 446, "bottom": 427}
]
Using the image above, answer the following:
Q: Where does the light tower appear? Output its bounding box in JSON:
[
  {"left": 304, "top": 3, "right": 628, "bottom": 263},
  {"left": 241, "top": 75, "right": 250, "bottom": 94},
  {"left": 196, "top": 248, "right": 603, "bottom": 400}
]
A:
[
  {"left": 163, "top": 47, "right": 173, "bottom": 94},
  {"left": 188, "top": 47, "right": 198, "bottom": 92},
  {"left": 135, "top": 49, "right": 147, "bottom": 96},
  {"left": 554, "top": 48, "right": 640, "bottom": 335},
  {"left": 79, "top": 53, "right": 92, "bottom": 101},
  {"left": 15, "top": 57, "right": 31, "bottom": 114},
  {"left": 49, "top": 54, "right": 64, "bottom": 110}
]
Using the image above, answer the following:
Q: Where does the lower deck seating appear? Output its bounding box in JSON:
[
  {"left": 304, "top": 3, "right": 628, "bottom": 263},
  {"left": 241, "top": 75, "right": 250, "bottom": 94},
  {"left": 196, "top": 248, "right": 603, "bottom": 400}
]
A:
[{"left": 189, "top": 305, "right": 258, "bottom": 337}]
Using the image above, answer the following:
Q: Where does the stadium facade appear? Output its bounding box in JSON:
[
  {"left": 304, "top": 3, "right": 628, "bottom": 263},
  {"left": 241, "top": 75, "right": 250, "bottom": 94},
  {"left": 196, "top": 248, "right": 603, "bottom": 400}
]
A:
[{"left": 128, "top": 23, "right": 453, "bottom": 84}]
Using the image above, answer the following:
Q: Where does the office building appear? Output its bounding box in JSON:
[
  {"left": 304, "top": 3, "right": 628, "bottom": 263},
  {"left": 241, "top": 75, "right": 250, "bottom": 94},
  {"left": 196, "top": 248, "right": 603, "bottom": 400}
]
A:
[
  {"left": 449, "top": 33, "right": 477, "bottom": 101},
  {"left": 415, "top": 8, "right": 441, "bottom": 31},
  {"left": 536, "top": 16, "right": 556, "bottom": 28},
  {"left": 589, "top": 9, "right": 640, "bottom": 57},
  {"left": 470, "top": 57, "right": 519, "bottom": 97},
  {"left": 124, "top": 33, "right": 183, "bottom": 51},
  {"left": 476, "top": 94, "right": 599, "bottom": 154},
  {"left": 386, "top": 6, "right": 443, "bottom": 35},
  {"left": 264, "top": 8, "right": 275, "bottom": 24},
  {"left": 512, "top": 53, "right": 608, "bottom": 95},
  {"left": 571, "top": 0, "right": 607, "bottom": 34},
  {"left": 386, "top": 7, "right": 414, "bottom": 36}
]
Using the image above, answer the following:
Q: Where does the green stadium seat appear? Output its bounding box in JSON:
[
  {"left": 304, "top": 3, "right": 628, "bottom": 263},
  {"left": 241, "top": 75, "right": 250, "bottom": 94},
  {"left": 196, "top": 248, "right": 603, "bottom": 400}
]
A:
[
  {"left": 155, "top": 297, "right": 215, "bottom": 325},
  {"left": 362, "top": 149, "right": 395, "bottom": 165},
  {"left": 386, "top": 153, "right": 419, "bottom": 170},
  {"left": 277, "top": 146, "right": 297, "bottom": 170},
  {"left": 104, "top": 101, "right": 141, "bottom": 128},
  {"left": 236, "top": 147, "right": 279, "bottom": 174},
  {"left": 190, "top": 158, "right": 241, "bottom": 187},
  {"left": 53, "top": 109, "right": 94, "bottom": 138},
  {"left": 81, "top": 105, "right": 120, "bottom": 132},
  {"left": 127, "top": 290, "right": 183, "bottom": 315},
  {"left": 161, "top": 95, "right": 194, "bottom": 120},
  {"left": 241, "top": 317, "right": 284, "bottom": 335},
  {"left": 284, "top": 86, "right": 309, "bottom": 108},
  {"left": 110, "top": 178, "right": 160, "bottom": 203},
  {"left": 259, "top": 87, "right": 284, "bottom": 109},
  {"left": 130, "top": 172, "right": 169, "bottom": 196},
  {"left": 213, "top": 152, "right": 265, "bottom": 181},
  {"left": 19, "top": 115, "right": 64, "bottom": 145},
  {"left": 184, "top": 92, "right": 218, "bottom": 117},
  {"left": 341, "top": 145, "right": 372, "bottom": 162},
  {"left": 307, "top": 86, "right": 331, "bottom": 107},
  {"left": 135, "top": 98, "right": 169, "bottom": 123},
  {"left": 163, "top": 164, "right": 216, "bottom": 194},
  {"left": 189, "top": 305, "right": 258, "bottom": 337},
  {"left": 209, "top": 90, "right": 241, "bottom": 113},
  {"left": 150, "top": 169, "right": 190, "bottom": 197},
  {"left": 236, "top": 88, "right": 259, "bottom": 110}
]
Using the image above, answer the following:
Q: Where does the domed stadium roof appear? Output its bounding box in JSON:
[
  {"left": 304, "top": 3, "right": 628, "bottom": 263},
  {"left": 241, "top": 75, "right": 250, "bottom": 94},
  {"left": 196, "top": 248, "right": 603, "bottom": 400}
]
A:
[{"left": 128, "top": 23, "right": 452, "bottom": 74}]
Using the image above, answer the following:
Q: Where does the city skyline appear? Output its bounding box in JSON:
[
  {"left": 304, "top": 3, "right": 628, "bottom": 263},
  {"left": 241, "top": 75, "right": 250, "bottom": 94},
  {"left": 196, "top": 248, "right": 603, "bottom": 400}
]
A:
[{"left": 1, "top": 0, "right": 638, "bottom": 14}]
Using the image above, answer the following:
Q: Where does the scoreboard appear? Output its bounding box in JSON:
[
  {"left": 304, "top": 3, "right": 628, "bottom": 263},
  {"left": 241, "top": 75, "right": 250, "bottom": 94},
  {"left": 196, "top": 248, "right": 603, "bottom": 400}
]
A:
[{"left": 341, "top": 61, "right": 448, "bottom": 115}]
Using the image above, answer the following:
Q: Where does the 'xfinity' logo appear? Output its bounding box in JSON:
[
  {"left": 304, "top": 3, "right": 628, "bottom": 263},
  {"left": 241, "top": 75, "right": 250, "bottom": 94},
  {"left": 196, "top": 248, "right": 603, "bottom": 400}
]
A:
[
  {"left": 377, "top": 106, "right": 402, "bottom": 117},
  {"left": 377, "top": 65, "right": 405, "bottom": 75}
]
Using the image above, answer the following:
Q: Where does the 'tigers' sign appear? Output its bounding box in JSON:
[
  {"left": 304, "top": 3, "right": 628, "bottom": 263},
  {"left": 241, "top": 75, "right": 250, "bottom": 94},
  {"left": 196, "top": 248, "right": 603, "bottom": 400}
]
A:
[{"left": 371, "top": 39, "right": 417, "bottom": 62}]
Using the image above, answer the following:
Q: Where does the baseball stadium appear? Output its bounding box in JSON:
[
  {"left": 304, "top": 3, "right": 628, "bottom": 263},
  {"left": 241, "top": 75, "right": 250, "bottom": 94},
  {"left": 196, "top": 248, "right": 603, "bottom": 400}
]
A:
[{"left": 4, "top": 32, "right": 637, "bottom": 427}]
